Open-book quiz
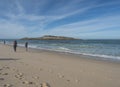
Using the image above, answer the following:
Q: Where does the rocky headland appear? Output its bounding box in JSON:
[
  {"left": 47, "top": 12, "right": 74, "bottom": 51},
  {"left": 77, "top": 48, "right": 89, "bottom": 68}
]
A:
[{"left": 21, "top": 35, "right": 78, "bottom": 40}]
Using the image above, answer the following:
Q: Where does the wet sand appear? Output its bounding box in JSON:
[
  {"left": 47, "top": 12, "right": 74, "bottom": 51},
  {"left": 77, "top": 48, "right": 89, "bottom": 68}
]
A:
[{"left": 0, "top": 44, "right": 120, "bottom": 87}]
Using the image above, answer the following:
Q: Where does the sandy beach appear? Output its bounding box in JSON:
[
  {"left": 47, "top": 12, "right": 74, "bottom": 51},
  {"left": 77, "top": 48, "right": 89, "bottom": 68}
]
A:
[{"left": 0, "top": 44, "right": 120, "bottom": 87}]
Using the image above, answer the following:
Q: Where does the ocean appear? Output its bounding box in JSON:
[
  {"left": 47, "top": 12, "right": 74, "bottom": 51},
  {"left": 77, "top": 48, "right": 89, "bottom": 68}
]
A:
[{"left": 0, "top": 39, "right": 120, "bottom": 60}]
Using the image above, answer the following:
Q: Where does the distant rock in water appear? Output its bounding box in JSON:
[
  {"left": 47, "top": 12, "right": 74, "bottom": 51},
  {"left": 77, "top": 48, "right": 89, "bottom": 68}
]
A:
[{"left": 21, "top": 35, "right": 79, "bottom": 40}]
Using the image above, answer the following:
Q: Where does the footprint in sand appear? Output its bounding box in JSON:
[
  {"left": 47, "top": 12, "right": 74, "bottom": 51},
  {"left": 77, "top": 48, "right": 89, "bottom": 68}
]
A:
[
  {"left": 22, "top": 81, "right": 34, "bottom": 85},
  {"left": 2, "top": 73, "right": 8, "bottom": 75},
  {"left": 4, "top": 67, "right": 10, "bottom": 69},
  {"left": 41, "top": 82, "right": 50, "bottom": 87},
  {"left": 0, "top": 68, "right": 3, "bottom": 71},
  {"left": 40, "top": 68, "right": 43, "bottom": 71},
  {"left": 33, "top": 76, "right": 39, "bottom": 79},
  {"left": 3, "top": 84, "right": 13, "bottom": 87},
  {"left": 15, "top": 73, "right": 24, "bottom": 80},
  {"left": 66, "top": 79, "right": 70, "bottom": 82},
  {"left": 3, "top": 66, "right": 8, "bottom": 69},
  {"left": 12, "top": 68, "right": 19, "bottom": 72},
  {"left": 75, "top": 79, "right": 80, "bottom": 83},
  {"left": 57, "top": 73, "right": 64, "bottom": 78},
  {"left": 0, "top": 78, "right": 4, "bottom": 81}
]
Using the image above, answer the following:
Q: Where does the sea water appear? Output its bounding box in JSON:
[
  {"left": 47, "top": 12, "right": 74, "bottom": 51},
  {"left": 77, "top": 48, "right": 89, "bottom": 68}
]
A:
[{"left": 0, "top": 39, "right": 120, "bottom": 60}]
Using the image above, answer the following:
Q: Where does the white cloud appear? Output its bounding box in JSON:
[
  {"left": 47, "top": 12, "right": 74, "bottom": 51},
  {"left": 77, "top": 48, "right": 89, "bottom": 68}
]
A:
[
  {"left": 43, "top": 15, "right": 120, "bottom": 38},
  {"left": 0, "top": 0, "right": 120, "bottom": 39},
  {"left": 0, "top": 20, "right": 27, "bottom": 38},
  {"left": 0, "top": 13, "right": 120, "bottom": 39},
  {"left": 15, "top": 0, "right": 25, "bottom": 14}
]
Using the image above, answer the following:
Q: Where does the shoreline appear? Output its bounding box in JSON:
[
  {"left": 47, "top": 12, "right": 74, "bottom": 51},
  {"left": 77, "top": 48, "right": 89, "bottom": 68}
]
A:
[
  {"left": 5, "top": 43, "right": 120, "bottom": 63},
  {"left": 0, "top": 44, "right": 120, "bottom": 87},
  {"left": 1, "top": 39, "right": 120, "bottom": 61}
]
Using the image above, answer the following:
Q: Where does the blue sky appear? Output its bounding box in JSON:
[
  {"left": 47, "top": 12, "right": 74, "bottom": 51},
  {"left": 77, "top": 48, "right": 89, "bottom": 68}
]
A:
[{"left": 0, "top": 0, "right": 120, "bottom": 39}]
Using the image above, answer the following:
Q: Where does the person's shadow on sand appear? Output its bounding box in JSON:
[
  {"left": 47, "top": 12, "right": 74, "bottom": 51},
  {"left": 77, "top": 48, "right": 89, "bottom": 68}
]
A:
[{"left": 0, "top": 58, "right": 19, "bottom": 61}]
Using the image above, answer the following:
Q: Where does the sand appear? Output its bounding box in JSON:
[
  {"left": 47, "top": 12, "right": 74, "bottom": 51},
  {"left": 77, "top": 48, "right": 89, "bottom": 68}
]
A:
[{"left": 0, "top": 44, "right": 120, "bottom": 87}]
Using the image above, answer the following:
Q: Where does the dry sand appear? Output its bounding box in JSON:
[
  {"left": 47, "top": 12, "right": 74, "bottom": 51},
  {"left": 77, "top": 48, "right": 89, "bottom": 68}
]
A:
[{"left": 0, "top": 44, "right": 120, "bottom": 87}]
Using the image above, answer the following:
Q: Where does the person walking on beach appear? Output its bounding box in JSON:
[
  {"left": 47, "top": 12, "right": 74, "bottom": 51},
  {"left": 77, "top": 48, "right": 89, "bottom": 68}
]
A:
[
  {"left": 4, "top": 40, "right": 6, "bottom": 45},
  {"left": 25, "top": 42, "right": 28, "bottom": 51},
  {"left": 13, "top": 40, "right": 17, "bottom": 52}
]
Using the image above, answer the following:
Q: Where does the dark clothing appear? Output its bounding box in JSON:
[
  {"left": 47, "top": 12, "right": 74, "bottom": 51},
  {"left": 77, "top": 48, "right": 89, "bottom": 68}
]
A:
[
  {"left": 25, "top": 42, "right": 28, "bottom": 51},
  {"left": 25, "top": 42, "right": 28, "bottom": 48},
  {"left": 4, "top": 41, "right": 5, "bottom": 45},
  {"left": 13, "top": 41, "right": 17, "bottom": 52}
]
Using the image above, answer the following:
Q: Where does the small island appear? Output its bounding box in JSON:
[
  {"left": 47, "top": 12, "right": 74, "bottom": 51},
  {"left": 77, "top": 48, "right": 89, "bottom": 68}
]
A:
[{"left": 21, "top": 35, "right": 78, "bottom": 40}]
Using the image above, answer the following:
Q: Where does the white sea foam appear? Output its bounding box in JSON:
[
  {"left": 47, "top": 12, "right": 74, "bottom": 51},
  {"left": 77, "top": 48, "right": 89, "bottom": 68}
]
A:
[
  {"left": 74, "top": 52, "right": 120, "bottom": 60},
  {"left": 28, "top": 45, "right": 120, "bottom": 60},
  {"left": 17, "top": 44, "right": 120, "bottom": 60},
  {"left": 58, "top": 47, "right": 71, "bottom": 51}
]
